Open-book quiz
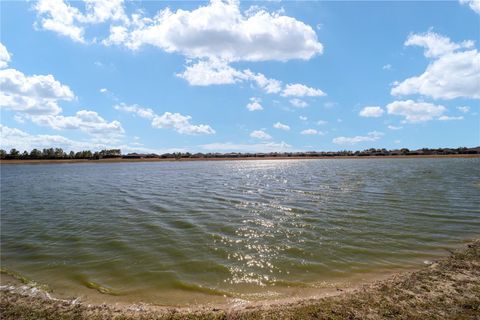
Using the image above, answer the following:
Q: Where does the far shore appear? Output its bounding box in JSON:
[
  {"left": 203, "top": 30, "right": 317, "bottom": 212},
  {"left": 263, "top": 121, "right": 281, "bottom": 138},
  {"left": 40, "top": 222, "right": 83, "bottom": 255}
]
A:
[
  {"left": 1, "top": 153, "right": 479, "bottom": 165},
  {"left": 1, "top": 239, "right": 479, "bottom": 319}
]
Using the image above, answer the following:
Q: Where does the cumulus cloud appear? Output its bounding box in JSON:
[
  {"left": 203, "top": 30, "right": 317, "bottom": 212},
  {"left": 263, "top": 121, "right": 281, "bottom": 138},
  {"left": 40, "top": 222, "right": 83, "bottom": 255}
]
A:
[
  {"left": 0, "top": 124, "right": 170, "bottom": 154},
  {"left": 31, "top": 111, "right": 125, "bottom": 138},
  {"left": 281, "top": 83, "right": 326, "bottom": 97},
  {"left": 273, "top": 122, "right": 290, "bottom": 130},
  {"left": 200, "top": 141, "right": 291, "bottom": 152},
  {"left": 0, "top": 124, "right": 92, "bottom": 151},
  {"left": 243, "top": 70, "right": 282, "bottom": 94},
  {"left": 246, "top": 97, "right": 263, "bottom": 111},
  {"left": 392, "top": 31, "right": 480, "bottom": 100},
  {"left": 0, "top": 44, "right": 124, "bottom": 141},
  {"left": 438, "top": 115, "right": 464, "bottom": 121},
  {"left": 102, "top": 0, "right": 323, "bottom": 62},
  {"left": 299, "top": 115, "right": 308, "bottom": 121},
  {"left": 114, "top": 103, "right": 155, "bottom": 119},
  {"left": 459, "top": 0, "right": 480, "bottom": 14},
  {"left": 359, "top": 106, "right": 384, "bottom": 118},
  {"left": 289, "top": 98, "right": 308, "bottom": 108},
  {"left": 152, "top": 112, "right": 215, "bottom": 135},
  {"left": 33, "top": 2, "right": 326, "bottom": 97},
  {"left": 0, "top": 43, "right": 11, "bottom": 68},
  {"left": 177, "top": 59, "right": 244, "bottom": 86},
  {"left": 387, "top": 125, "right": 403, "bottom": 130},
  {"left": 116, "top": 103, "right": 214, "bottom": 135},
  {"left": 34, "top": 0, "right": 127, "bottom": 43},
  {"left": 457, "top": 106, "right": 470, "bottom": 113},
  {"left": 386, "top": 100, "right": 447, "bottom": 123},
  {"left": 404, "top": 31, "right": 474, "bottom": 58},
  {"left": 250, "top": 129, "right": 272, "bottom": 140},
  {"left": 332, "top": 131, "right": 384, "bottom": 145},
  {"left": 300, "top": 128, "right": 320, "bottom": 135},
  {"left": 0, "top": 67, "right": 74, "bottom": 115},
  {"left": 176, "top": 59, "right": 285, "bottom": 94}
]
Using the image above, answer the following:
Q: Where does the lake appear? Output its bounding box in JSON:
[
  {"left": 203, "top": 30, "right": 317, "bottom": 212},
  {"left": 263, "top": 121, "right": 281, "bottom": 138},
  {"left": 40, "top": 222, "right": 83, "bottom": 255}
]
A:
[{"left": 1, "top": 158, "right": 479, "bottom": 305}]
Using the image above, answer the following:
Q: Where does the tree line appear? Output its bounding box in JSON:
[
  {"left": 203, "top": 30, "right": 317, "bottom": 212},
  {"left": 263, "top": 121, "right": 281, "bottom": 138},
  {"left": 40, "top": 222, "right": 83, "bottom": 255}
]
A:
[
  {"left": 0, "top": 148, "right": 121, "bottom": 160},
  {"left": 0, "top": 146, "right": 478, "bottom": 161}
]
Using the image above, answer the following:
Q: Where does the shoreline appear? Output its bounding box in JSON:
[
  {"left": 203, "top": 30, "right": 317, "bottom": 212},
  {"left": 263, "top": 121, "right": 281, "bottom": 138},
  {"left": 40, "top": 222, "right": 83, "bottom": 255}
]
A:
[
  {"left": 1, "top": 239, "right": 479, "bottom": 319},
  {"left": 1, "top": 153, "right": 479, "bottom": 165}
]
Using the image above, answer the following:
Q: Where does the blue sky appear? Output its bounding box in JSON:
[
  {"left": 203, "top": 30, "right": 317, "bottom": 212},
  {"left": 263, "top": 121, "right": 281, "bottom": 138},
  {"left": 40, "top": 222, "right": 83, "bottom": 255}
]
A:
[{"left": 1, "top": 0, "right": 479, "bottom": 153}]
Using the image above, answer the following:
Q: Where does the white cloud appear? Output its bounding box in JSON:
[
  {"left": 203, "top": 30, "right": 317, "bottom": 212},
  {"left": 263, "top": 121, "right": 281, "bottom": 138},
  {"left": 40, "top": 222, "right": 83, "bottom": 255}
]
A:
[
  {"left": 457, "top": 106, "right": 470, "bottom": 113},
  {"left": 246, "top": 97, "right": 263, "bottom": 111},
  {"left": 0, "top": 124, "right": 172, "bottom": 154},
  {"left": 387, "top": 125, "right": 403, "bottom": 130},
  {"left": 30, "top": 111, "right": 125, "bottom": 139},
  {"left": 392, "top": 32, "right": 480, "bottom": 100},
  {"left": 273, "top": 122, "right": 290, "bottom": 130},
  {"left": 382, "top": 64, "right": 392, "bottom": 70},
  {"left": 281, "top": 83, "right": 326, "bottom": 97},
  {"left": 250, "top": 129, "right": 272, "bottom": 140},
  {"left": 177, "top": 59, "right": 244, "bottom": 86},
  {"left": 438, "top": 115, "right": 464, "bottom": 121},
  {"left": 200, "top": 141, "right": 291, "bottom": 153},
  {"left": 386, "top": 100, "right": 447, "bottom": 123},
  {"left": 114, "top": 103, "right": 155, "bottom": 119},
  {"left": 317, "top": 120, "right": 328, "bottom": 125},
  {"left": 152, "top": 112, "right": 215, "bottom": 135},
  {"left": 359, "top": 106, "right": 384, "bottom": 118},
  {"left": 332, "top": 131, "right": 384, "bottom": 145},
  {"left": 176, "top": 60, "right": 283, "bottom": 94},
  {"left": 0, "top": 43, "right": 11, "bottom": 68},
  {"left": 176, "top": 59, "right": 286, "bottom": 97},
  {"left": 34, "top": 0, "right": 127, "bottom": 43},
  {"left": 243, "top": 70, "right": 282, "bottom": 94},
  {"left": 116, "top": 103, "right": 215, "bottom": 135},
  {"left": 289, "top": 98, "right": 308, "bottom": 108},
  {"left": 103, "top": 0, "right": 323, "bottom": 62},
  {"left": 99, "top": 88, "right": 108, "bottom": 93},
  {"left": 0, "top": 124, "right": 91, "bottom": 151},
  {"left": 459, "top": 0, "right": 480, "bottom": 14},
  {"left": 300, "top": 129, "right": 319, "bottom": 135},
  {"left": 404, "top": 31, "right": 473, "bottom": 58},
  {"left": 299, "top": 115, "right": 308, "bottom": 121},
  {"left": 0, "top": 68, "right": 74, "bottom": 115}
]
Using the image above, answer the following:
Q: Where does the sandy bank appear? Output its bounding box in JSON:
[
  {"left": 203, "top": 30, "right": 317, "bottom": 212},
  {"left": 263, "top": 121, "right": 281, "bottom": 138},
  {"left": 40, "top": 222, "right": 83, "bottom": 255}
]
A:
[
  {"left": 1, "top": 239, "right": 479, "bottom": 319},
  {"left": 1, "top": 153, "right": 479, "bottom": 165}
]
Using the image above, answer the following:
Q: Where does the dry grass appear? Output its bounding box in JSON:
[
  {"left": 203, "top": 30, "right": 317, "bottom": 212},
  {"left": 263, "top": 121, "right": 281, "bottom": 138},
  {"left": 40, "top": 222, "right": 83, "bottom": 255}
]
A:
[{"left": 1, "top": 240, "right": 479, "bottom": 320}]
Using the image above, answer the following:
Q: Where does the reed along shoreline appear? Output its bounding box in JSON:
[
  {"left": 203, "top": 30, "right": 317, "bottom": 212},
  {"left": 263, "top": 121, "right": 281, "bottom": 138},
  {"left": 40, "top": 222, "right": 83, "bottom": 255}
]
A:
[{"left": 1, "top": 239, "right": 479, "bottom": 320}]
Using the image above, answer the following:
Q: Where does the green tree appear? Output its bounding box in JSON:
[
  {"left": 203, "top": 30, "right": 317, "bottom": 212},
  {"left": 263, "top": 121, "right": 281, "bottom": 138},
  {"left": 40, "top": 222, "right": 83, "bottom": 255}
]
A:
[{"left": 9, "top": 148, "right": 20, "bottom": 159}]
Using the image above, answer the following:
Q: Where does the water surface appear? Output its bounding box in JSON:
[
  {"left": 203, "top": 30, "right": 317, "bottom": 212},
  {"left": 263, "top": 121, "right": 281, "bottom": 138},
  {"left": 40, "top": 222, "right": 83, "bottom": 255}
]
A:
[{"left": 1, "top": 158, "right": 479, "bottom": 305}]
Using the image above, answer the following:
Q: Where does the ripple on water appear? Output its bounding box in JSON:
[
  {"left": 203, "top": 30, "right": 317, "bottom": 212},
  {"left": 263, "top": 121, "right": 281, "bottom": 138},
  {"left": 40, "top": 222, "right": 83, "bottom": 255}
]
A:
[{"left": 1, "top": 158, "right": 480, "bottom": 304}]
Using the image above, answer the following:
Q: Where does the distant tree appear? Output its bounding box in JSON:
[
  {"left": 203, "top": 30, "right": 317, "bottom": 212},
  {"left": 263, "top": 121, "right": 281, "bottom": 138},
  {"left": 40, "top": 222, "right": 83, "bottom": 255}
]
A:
[
  {"left": 43, "top": 148, "right": 55, "bottom": 159},
  {"left": 400, "top": 148, "right": 410, "bottom": 155},
  {"left": 0, "top": 149, "right": 6, "bottom": 159},
  {"left": 54, "top": 148, "right": 65, "bottom": 159},
  {"left": 9, "top": 148, "right": 20, "bottom": 159},
  {"left": 68, "top": 151, "right": 75, "bottom": 159},
  {"left": 30, "top": 149, "right": 42, "bottom": 159}
]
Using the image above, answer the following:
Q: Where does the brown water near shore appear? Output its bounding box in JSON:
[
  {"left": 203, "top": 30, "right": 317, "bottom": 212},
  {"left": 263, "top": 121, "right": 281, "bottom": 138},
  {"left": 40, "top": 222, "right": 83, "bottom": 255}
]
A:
[{"left": 1, "top": 239, "right": 479, "bottom": 319}]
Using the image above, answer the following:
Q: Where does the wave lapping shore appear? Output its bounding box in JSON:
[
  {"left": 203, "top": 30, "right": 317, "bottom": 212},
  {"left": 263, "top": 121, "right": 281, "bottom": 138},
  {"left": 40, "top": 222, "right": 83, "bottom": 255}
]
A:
[{"left": 1, "top": 240, "right": 479, "bottom": 320}]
